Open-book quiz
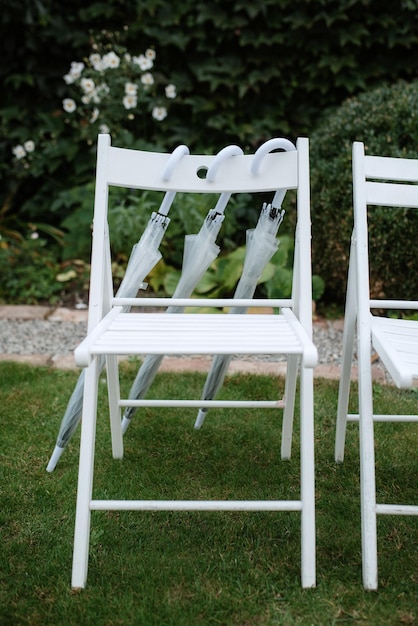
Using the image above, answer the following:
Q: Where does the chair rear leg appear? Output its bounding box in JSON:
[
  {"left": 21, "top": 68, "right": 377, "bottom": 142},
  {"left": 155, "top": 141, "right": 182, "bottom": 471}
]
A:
[
  {"left": 281, "top": 355, "right": 298, "bottom": 459},
  {"left": 335, "top": 251, "right": 357, "bottom": 462},
  {"left": 335, "top": 311, "right": 356, "bottom": 462},
  {"left": 106, "top": 355, "right": 123, "bottom": 459},
  {"left": 71, "top": 359, "right": 101, "bottom": 589}
]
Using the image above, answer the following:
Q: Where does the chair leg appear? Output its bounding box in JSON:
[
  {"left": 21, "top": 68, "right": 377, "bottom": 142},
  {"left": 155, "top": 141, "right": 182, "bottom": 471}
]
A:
[
  {"left": 335, "top": 252, "right": 357, "bottom": 463},
  {"left": 299, "top": 366, "right": 316, "bottom": 588},
  {"left": 106, "top": 355, "right": 123, "bottom": 459},
  {"left": 335, "top": 310, "right": 356, "bottom": 462},
  {"left": 71, "top": 359, "right": 100, "bottom": 589},
  {"left": 281, "top": 355, "right": 298, "bottom": 459},
  {"left": 358, "top": 349, "right": 378, "bottom": 590}
]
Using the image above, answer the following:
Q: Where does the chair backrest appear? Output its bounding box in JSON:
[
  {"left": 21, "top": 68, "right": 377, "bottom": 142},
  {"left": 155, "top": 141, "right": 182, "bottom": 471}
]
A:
[
  {"left": 352, "top": 141, "right": 418, "bottom": 319},
  {"left": 88, "top": 134, "right": 312, "bottom": 333}
]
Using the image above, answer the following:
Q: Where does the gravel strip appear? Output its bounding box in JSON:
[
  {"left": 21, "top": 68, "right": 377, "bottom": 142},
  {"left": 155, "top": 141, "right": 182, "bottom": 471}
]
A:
[{"left": 0, "top": 319, "right": 88, "bottom": 356}]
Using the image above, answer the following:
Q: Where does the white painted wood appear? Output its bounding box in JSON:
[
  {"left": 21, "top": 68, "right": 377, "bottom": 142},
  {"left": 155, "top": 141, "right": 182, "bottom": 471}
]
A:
[
  {"left": 75, "top": 311, "right": 317, "bottom": 366},
  {"left": 106, "top": 145, "right": 298, "bottom": 193},
  {"left": 118, "top": 399, "right": 285, "bottom": 409},
  {"left": 375, "top": 504, "right": 418, "bottom": 516},
  {"left": 335, "top": 141, "right": 418, "bottom": 590},
  {"left": 113, "top": 296, "right": 293, "bottom": 308},
  {"left": 71, "top": 134, "right": 317, "bottom": 589},
  {"left": 90, "top": 499, "right": 303, "bottom": 511},
  {"left": 371, "top": 316, "right": 418, "bottom": 388}
]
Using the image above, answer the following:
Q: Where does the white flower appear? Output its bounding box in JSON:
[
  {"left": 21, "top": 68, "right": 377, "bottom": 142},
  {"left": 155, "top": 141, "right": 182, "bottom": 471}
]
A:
[
  {"left": 165, "top": 84, "right": 177, "bottom": 99},
  {"left": 141, "top": 72, "right": 154, "bottom": 86},
  {"left": 24, "top": 140, "right": 35, "bottom": 153},
  {"left": 99, "top": 124, "right": 110, "bottom": 134},
  {"left": 152, "top": 106, "right": 167, "bottom": 121},
  {"left": 124, "top": 53, "right": 132, "bottom": 63},
  {"left": 63, "top": 73, "right": 75, "bottom": 85},
  {"left": 123, "top": 94, "right": 137, "bottom": 110},
  {"left": 81, "top": 94, "right": 91, "bottom": 104},
  {"left": 12, "top": 145, "right": 26, "bottom": 159},
  {"left": 125, "top": 82, "right": 138, "bottom": 95},
  {"left": 30, "top": 231, "right": 39, "bottom": 240},
  {"left": 132, "top": 54, "right": 153, "bottom": 71},
  {"left": 102, "top": 51, "right": 120, "bottom": 69},
  {"left": 90, "top": 108, "right": 99, "bottom": 124},
  {"left": 70, "top": 61, "right": 85, "bottom": 79},
  {"left": 145, "top": 48, "right": 156, "bottom": 61},
  {"left": 63, "top": 98, "right": 77, "bottom": 113},
  {"left": 80, "top": 77, "right": 95, "bottom": 93},
  {"left": 89, "top": 53, "right": 105, "bottom": 71}
]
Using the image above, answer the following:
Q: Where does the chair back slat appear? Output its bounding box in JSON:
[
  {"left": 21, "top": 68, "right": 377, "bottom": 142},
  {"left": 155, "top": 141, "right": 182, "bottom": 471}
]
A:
[
  {"left": 365, "top": 154, "right": 418, "bottom": 182},
  {"left": 107, "top": 145, "right": 298, "bottom": 193},
  {"left": 366, "top": 180, "right": 418, "bottom": 208}
]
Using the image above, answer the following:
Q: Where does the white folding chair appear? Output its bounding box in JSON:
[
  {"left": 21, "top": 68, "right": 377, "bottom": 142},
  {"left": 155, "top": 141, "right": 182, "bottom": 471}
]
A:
[
  {"left": 335, "top": 141, "right": 418, "bottom": 590},
  {"left": 71, "top": 134, "right": 317, "bottom": 589}
]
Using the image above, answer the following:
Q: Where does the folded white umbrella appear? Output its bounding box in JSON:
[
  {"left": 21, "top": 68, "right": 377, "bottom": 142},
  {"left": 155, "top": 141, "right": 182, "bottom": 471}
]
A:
[
  {"left": 121, "top": 197, "right": 228, "bottom": 434},
  {"left": 121, "top": 144, "right": 245, "bottom": 434},
  {"left": 194, "top": 193, "right": 286, "bottom": 429},
  {"left": 46, "top": 209, "right": 171, "bottom": 472},
  {"left": 46, "top": 144, "right": 196, "bottom": 472}
]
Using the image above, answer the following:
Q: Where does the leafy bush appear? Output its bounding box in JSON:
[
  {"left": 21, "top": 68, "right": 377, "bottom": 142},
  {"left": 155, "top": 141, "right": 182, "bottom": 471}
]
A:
[
  {"left": 3, "top": 2, "right": 418, "bottom": 305},
  {"left": 3, "top": 1, "right": 418, "bottom": 234},
  {"left": 0, "top": 227, "right": 90, "bottom": 305},
  {"left": 310, "top": 79, "right": 418, "bottom": 306},
  {"left": 6, "top": 33, "right": 178, "bottom": 233}
]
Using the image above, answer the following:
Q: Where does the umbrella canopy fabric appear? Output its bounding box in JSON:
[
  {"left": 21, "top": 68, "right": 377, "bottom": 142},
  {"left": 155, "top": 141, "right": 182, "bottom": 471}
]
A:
[
  {"left": 118, "top": 211, "right": 170, "bottom": 299},
  {"left": 194, "top": 198, "right": 285, "bottom": 429},
  {"left": 121, "top": 200, "right": 227, "bottom": 433},
  {"left": 46, "top": 209, "right": 171, "bottom": 472}
]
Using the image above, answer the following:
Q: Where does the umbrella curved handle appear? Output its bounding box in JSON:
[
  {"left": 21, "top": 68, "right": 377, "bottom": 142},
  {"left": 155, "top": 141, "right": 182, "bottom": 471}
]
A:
[
  {"left": 159, "top": 145, "right": 190, "bottom": 215},
  {"left": 206, "top": 145, "right": 244, "bottom": 182},
  {"left": 161, "top": 144, "right": 190, "bottom": 181},
  {"left": 250, "top": 138, "right": 296, "bottom": 175}
]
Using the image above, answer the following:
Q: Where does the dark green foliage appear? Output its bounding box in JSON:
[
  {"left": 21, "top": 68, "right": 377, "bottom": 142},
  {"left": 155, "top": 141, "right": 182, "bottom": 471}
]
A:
[
  {"left": 2, "top": 1, "right": 418, "bottom": 304},
  {"left": 310, "top": 79, "right": 418, "bottom": 305}
]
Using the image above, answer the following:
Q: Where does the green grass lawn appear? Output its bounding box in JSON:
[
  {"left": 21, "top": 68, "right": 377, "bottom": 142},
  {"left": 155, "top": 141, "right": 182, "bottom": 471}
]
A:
[{"left": 1, "top": 361, "right": 417, "bottom": 625}]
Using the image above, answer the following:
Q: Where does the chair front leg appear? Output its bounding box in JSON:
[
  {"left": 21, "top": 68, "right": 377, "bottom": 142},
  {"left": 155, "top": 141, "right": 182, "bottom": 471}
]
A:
[{"left": 71, "top": 358, "right": 101, "bottom": 589}]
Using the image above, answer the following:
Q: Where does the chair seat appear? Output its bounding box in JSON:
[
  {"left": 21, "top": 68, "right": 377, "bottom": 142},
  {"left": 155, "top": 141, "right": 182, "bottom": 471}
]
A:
[
  {"left": 75, "top": 309, "right": 318, "bottom": 368},
  {"left": 371, "top": 315, "right": 418, "bottom": 388}
]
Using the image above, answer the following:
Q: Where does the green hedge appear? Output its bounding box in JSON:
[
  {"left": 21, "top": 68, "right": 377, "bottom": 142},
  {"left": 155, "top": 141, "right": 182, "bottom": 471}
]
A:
[
  {"left": 2, "top": 1, "right": 418, "bottom": 229},
  {"left": 2, "top": 1, "right": 418, "bottom": 306},
  {"left": 310, "top": 79, "right": 418, "bottom": 306}
]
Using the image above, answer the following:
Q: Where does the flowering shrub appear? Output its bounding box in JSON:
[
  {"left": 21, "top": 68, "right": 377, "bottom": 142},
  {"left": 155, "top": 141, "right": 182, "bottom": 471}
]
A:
[
  {"left": 11, "top": 140, "right": 35, "bottom": 161},
  {"left": 60, "top": 42, "right": 177, "bottom": 143},
  {"left": 11, "top": 39, "right": 177, "bottom": 173},
  {"left": 6, "top": 37, "right": 178, "bottom": 283}
]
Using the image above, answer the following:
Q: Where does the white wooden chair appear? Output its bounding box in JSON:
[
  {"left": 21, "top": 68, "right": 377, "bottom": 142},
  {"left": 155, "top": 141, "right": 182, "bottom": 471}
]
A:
[
  {"left": 71, "top": 134, "right": 318, "bottom": 589},
  {"left": 335, "top": 141, "right": 418, "bottom": 590}
]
